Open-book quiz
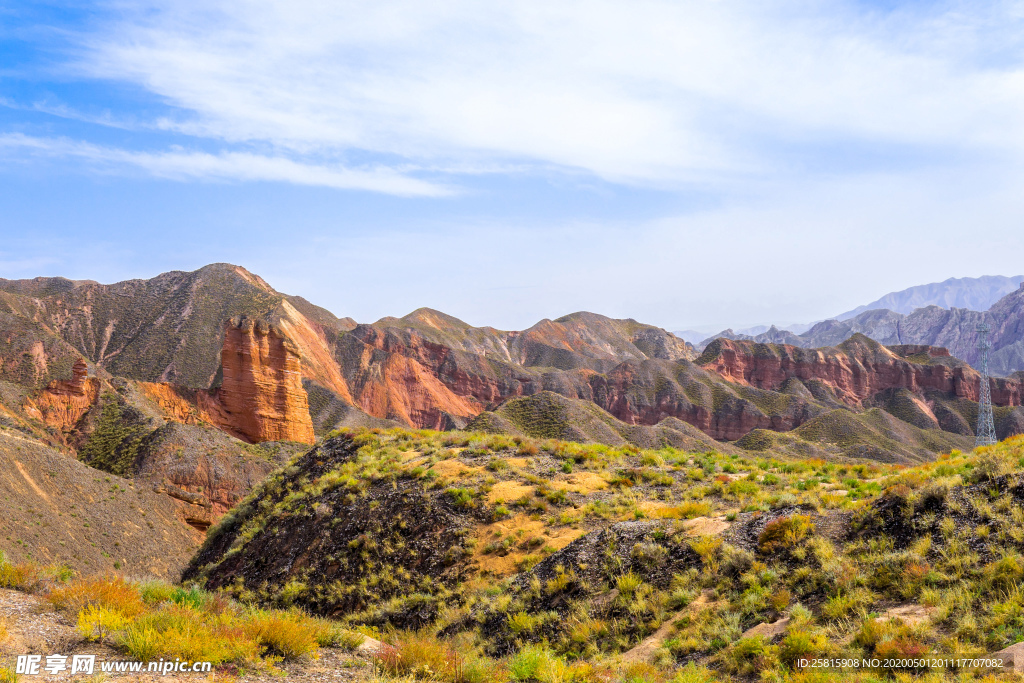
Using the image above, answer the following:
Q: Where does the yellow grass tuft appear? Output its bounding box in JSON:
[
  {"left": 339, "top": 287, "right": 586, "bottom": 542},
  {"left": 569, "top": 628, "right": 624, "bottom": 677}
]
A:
[
  {"left": 243, "top": 610, "right": 320, "bottom": 659},
  {"left": 77, "top": 604, "right": 130, "bottom": 642},
  {"left": 49, "top": 576, "right": 146, "bottom": 619}
]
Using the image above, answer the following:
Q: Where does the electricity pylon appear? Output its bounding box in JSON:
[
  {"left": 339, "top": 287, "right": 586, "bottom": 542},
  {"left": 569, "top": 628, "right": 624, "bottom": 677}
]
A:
[{"left": 975, "top": 322, "right": 997, "bottom": 447}]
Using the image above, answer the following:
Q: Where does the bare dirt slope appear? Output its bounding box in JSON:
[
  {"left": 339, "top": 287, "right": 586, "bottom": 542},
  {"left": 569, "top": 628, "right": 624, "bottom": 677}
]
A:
[{"left": 0, "top": 431, "right": 203, "bottom": 579}]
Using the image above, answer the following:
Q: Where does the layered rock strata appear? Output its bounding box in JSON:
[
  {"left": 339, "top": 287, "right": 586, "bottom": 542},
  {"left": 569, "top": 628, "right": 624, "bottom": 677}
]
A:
[
  {"left": 699, "top": 335, "right": 1022, "bottom": 408},
  {"left": 218, "top": 317, "right": 315, "bottom": 444}
]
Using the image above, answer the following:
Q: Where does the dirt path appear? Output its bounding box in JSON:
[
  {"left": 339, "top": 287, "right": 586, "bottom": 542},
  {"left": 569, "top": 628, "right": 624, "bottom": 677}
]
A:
[
  {"left": 0, "top": 589, "right": 376, "bottom": 682},
  {"left": 620, "top": 590, "right": 725, "bottom": 664}
]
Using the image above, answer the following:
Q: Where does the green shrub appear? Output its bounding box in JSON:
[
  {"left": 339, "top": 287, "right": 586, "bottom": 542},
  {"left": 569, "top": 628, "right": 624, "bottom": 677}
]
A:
[
  {"left": 140, "top": 580, "right": 175, "bottom": 605},
  {"left": 508, "top": 644, "right": 565, "bottom": 682},
  {"left": 446, "top": 487, "right": 477, "bottom": 508},
  {"left": 985, "top": 554, "right": 1024, "bottom": 589},
  {"left": 77, "top": 395, "right": 149, "bottom": 476},
  {"left": 117, "top": 625, "right": 160, "bottom": 662},
  {"left": 721, "top": 636, "right": 772, "bottom": 676},
  {"left": 779, "top": 628, "right": 827, "bottom": 668},
  {"left": 170, "top": 586, "right": 208, "bottom": 610}
]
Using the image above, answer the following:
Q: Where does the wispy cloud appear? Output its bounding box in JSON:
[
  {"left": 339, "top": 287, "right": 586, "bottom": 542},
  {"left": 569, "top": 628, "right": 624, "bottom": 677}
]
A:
[
  {"left": 60, "top": 0, "right": 1024, "bottom": 187},
  {"left": 0, "top": 133, "right": 453, "bottom": 196}
]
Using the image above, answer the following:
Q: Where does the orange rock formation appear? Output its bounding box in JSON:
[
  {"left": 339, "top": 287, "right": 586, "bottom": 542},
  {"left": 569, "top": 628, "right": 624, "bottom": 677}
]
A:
[
  {"left": 136, "top": 381, "right": 234, "bottom": 428},
  {"left": 217, "top": 317, "right": 315, "bottom": 444},
  {"left": 22, "top": 359, "right": 99, "bottom": 432}
]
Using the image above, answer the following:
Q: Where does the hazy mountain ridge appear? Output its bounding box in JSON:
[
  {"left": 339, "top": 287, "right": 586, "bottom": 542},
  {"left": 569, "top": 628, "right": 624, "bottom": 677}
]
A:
[
  {"left": 697, "top": 276, "right": 1024, "bottom": 375},
  {"left": 837, "top": 274, "right": 1024, "bottom": 320},
  {"left": 704, "top": 282, "right": 1024, "bottom": 377}
]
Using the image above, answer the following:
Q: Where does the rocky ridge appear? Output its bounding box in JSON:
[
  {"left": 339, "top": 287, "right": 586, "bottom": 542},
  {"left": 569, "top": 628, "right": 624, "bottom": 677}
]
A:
[
  {"left": 2, "top": 264, "right": 1023, "bottom": 469},
  {"left": 709, "top": 281, "right": 1024, "bottom": 376}
]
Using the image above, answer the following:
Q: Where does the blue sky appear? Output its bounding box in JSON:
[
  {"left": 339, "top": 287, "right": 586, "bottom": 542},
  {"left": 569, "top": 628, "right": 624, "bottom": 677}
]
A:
[{"left": 3, "top": 0, "right": 1024, "bottom": 331}]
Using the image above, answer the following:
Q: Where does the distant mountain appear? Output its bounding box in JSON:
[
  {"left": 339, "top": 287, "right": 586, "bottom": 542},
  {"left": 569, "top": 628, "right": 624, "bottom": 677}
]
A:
[
  {"left": 673, "top": 329, "right": 711, "bottom": 345},
  {"left": 705, "top": 283, "right": 1024, "bottom": 376},
  {"left": 697, "top": 275, "right": 1023, "bottom": 351},
  {"left": 335, "top": 308, "right": 695, "bottom": 430},
  {"left": 465, "top": 391, "right": 727, "bottom": 451},
  {"left": 675, "top": 322, "right": 811, "bottom": 344},
  {"left": 837, "top": 275, "right": 1024, "bottom": 321}
]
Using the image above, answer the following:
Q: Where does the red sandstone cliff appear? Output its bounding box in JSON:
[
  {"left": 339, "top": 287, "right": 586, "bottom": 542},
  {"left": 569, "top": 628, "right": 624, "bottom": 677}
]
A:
[
  {"left": 331, "top": 323, "right": 1023, "bottom": 444},
  {"left": 18, "top": 321, "right": 319, "bottom": 450},
  {"left": 217, "top": 317, "right": 315, "bottom": 444},
  {"left": 136, "top": 381, "right": 235, "bottom": 430},
  {"left": 340, "top": 325, "right": 526, "bottom": 429},
  {"left": 698, "top": 335, "right": 1022, "bottom": 408},
  {"left": 583, "top": 362, "right": 797, "bottom": 440}
]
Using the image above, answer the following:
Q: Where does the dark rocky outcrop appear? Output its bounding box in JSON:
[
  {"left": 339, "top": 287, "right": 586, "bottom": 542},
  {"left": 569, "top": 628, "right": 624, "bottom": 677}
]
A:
[{"left": 184, "top": 436, "right": 487, "bottom": 626}]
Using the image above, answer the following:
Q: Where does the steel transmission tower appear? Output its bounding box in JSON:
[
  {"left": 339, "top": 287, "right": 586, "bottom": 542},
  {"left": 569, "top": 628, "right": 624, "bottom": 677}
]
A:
[{"left": 975, "top": 322, "right": 997, "bottom": 447}]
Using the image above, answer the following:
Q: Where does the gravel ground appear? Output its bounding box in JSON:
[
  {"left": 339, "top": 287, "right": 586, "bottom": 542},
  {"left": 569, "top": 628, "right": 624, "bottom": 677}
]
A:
[{"left": 0, "top": 589, "right": 376, "bottom": 682}]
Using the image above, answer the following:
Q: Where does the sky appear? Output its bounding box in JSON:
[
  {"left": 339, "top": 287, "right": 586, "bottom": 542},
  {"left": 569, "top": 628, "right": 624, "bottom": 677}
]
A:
[{"left": 3, "top": 0, "right": 1024, "bottom": 332}]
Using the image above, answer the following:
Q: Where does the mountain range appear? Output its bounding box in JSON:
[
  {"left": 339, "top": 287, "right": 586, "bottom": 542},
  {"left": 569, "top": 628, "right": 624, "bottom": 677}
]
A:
[
  {"left": 4, "top": 265, "right": 1024, "bottom": 681},
  {"left": 1, "top": 262, "right": 1023, "bottom": 582},
  {"left": 677, "top": 276, "right": 1024, "bottom": 345},
  {"left": 836, "top": 275, "right": 1024, "bottom": 320},
  {"left": 0, "top": 263, "right": 1022, "bottom": 469},
  {"left": 701, "top": 277, "right": 1024, "bottom": 376}
]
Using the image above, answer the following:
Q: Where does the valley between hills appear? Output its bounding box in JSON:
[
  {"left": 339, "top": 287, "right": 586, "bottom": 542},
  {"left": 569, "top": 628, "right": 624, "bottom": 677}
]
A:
[{"left": 2, "top": 263, "right": 1024, "bottom": 682}]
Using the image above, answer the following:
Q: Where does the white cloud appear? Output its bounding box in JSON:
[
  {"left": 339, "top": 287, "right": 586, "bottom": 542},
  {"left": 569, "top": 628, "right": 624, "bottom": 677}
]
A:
[
  {"left": 0, "top": 133, "right": 452, "bottom": 196},
  {"left": 249, "top": 157, "right": 1024, "bottom": 330},
  {"left": 67, "top": 0, "right": 1024, "bottom": 186}
]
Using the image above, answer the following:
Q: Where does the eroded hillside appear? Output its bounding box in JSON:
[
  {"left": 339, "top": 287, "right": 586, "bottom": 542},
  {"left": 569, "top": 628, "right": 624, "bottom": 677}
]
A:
[
  {"left": 4, "top": 264, "right": 1021, "bottom": 464},
  {"left": 181, "top": 427, "right": 1024, "bottom": 681},
  {"left": 0, "top": 431, "right": 204, "bottom": 578}
]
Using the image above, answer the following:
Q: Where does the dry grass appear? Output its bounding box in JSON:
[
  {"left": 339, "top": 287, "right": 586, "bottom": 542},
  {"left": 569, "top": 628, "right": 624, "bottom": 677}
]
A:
[
  {"left": 243, "top": 610, "right": 321, "bottom": 659},
  {"left": 375, "top": 630, "right": 507, "bottom": 683},
  {"left": 560, "top": 472, "right": 609, "bottom": 494},
  {"left": 118, "top": 606, "right": 262, "bottom": 665},
  {"left": 429, "top": 460, "right": 481, "bottom": 480},
  {"left": 646, "top": 501, "right": 713, "bottom": 519},
  {"left": 486, "top": 480, "right": 534, "bottom": 504},
  {"left": 473, "top": 514, "right": 583, "bottom": 577},
  {"left": 0, "top": 563, "right": 360, "bottom": 669},
  {"left": 49, "top": 576, "right": 146, "bottom": 619},
  {"left": 0, "top": 562, "right": 39, "bottom": 592}
]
